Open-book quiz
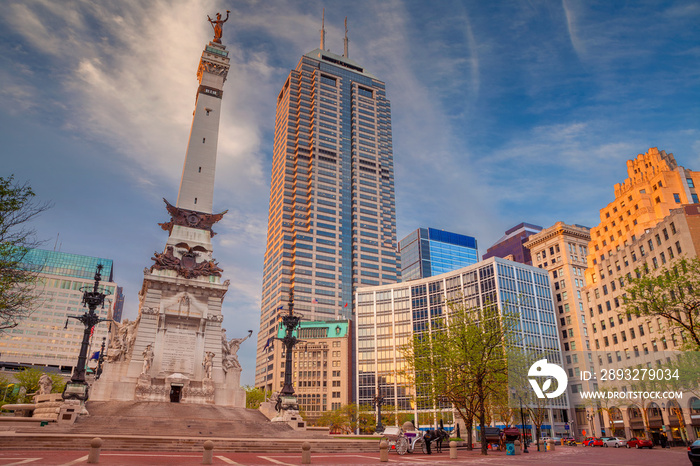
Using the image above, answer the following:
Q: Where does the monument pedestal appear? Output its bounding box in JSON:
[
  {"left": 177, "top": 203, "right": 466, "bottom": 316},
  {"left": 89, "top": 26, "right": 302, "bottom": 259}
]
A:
[
  {"left": 90, "top": 264, "right": 246, "bottom": 407},
  {"left": 271, "top": 409, "right": 307, "bottom": 430}
]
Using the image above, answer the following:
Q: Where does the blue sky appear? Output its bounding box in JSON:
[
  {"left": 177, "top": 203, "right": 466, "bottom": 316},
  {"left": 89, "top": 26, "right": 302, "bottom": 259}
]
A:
[{"left": 1, "top": 0, "right": 699, "bottom": 386}]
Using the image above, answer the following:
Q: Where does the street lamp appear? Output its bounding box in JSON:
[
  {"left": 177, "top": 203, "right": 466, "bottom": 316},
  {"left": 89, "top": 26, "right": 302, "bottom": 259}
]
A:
[
  {"left": 586, "top": 410, "right": 596, "bottom": 437},
  {"left": 373, "top": 392, "right": 385, "bottom": 433},
  {"left": 275, "top": 291, "right": 301, "bottom": 412},
  {"left": 518, "top": 395, "right": 529, "bottom": 453},
  {"left": 567, "top": 420, "right": 575, "bottom": 439},
  {"left": 62, "top": 264, "right": 109, "bottom": 401}
]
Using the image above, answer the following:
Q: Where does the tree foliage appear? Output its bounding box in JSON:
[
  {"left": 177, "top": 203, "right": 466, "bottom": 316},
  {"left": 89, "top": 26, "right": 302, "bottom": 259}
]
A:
[
  {"left": 316, "top": 403, "right": 364, "bottom": 434},
  {"left": 244, "top": 385, "right": 266, "bottom": 409},
  {"left": 623, "top": 257, "right": 700, "bottom": 350},
  {"left": 403, "top": 301, "right": 516, "bottom": 455},
  {"left": 0, "top": 176, "right": 51, "bottom": 331}
]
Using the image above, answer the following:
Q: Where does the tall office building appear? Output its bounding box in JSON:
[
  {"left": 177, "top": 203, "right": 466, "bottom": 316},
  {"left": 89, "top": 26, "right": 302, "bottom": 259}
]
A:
[
  {"left": 256, "top": 20, "right": 399, "bottom": 391},
  {"left": 399, "top": 227, "right": 478, "bottom": 281},
  {"left": 0, "top": 249, "right": 117, "bottom": 373},
  {"left": 580, "top": 148, "right": 700, "bottom": 442},
  {"left": 524, "top": 222, "right": 594, "bottom": 439},
  {"left": 356, "top": 257, "right": 570, "bottom": 436},
  {"left": 483, "top": 222, "right": 542, "bottom": 265}
]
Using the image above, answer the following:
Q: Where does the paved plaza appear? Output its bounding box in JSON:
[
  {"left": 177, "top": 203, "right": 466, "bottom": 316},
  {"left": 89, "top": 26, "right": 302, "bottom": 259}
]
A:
[{"left": 0, "top": 444, "right": 690, "bottom": 465}]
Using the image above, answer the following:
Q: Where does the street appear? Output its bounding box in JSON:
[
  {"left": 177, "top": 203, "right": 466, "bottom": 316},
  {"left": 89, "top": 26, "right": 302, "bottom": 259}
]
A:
[{"left": 0, "top": 444, "right": 689, "bottom": 465}]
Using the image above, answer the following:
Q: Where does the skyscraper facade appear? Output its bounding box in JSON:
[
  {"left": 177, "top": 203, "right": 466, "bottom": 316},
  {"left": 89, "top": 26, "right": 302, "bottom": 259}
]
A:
[
  {"left": 256, "top": 27, "right": 399, "bottom": 391},
  {"left": 524, "top": 222, "right": 594, "bottom": 438},
  {"left": 399, "top": 227, "right": 478, "bottom": 281},
  {"left": 579, "top": 149, "right": 700, "bottom": 442},
  {"left": 0, "top": 249, "right": 117, "bottom": 373}
]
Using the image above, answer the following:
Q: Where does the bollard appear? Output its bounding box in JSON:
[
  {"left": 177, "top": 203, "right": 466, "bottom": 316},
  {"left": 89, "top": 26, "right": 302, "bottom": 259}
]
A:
[
  {"left": 547, "top": 439, "right": 555, "bottom": 452},
  {"left": 202, "top": 440, "right": 214, "bottom": 465},
  {"left": 301, "top": 442, "right": 311, "bottom": 464},
  {"left": 449, "top": 440, "right": 457, "bottom": 459},
  {"left": 379, "top": 439, "right": 388, "bottom": 462},
  {"left": 87, "top": 437, "right": 102, "bottom": 464},
  {"left": 514, "top": 440, "right": 521, "bottom": 456}
]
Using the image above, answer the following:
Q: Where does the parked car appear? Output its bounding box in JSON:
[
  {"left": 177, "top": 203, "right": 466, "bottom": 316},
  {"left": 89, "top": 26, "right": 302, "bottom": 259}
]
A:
[
  {"left": 562, "top": 436, "right": 576, "bottom": 445},
  {"left": 582, "top": 437, "right": 596, "bottom": 446},
  {"left": 599, "top": 437, "right": 627, "bottom": 448},
  {"left": 592, "top": 438, "right": 605, "bottom": 447},
  {"left": 626, "top": 437, "right": 653, "bottom": 449},
  {"left": 688, "top": 439, "right": 700, "bottom": 465},
  {"left": 611, "top": 437, "right": 627, "bottom": 448}
]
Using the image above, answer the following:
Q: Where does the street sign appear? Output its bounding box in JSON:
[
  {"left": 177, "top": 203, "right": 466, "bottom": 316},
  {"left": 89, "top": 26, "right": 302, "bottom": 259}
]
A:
[{"left": 565, "top": 425, "right": 569, "bottom": 430}]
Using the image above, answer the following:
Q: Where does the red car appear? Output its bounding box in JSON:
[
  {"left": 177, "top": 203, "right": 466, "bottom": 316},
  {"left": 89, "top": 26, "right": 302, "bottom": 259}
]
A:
[
  {"left": 626, "top": 437, "right": 653, "bottom": 449},
  {"left": 592, "top": 438, "right": 605, "bottom": 447},
  {"left": 582, "top": 437, "right": 596, "bottom": 446}
]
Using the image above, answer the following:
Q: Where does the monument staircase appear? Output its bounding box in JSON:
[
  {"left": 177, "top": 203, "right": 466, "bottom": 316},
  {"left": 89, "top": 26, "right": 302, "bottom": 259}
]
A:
[{"left": 0, "top": 401, "right": 379, "bottom": 453}]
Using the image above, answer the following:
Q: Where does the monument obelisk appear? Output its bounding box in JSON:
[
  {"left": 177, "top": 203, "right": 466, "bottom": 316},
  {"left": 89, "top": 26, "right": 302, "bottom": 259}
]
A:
[{"left": 91, "top": 11, "right": 248, "bottom": 407}]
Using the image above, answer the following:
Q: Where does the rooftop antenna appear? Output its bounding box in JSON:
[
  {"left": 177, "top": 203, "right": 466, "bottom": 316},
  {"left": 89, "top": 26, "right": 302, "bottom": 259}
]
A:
[
  {"left": 54, "top": 233, "right": 59, "bottom": 251},
  {"left": 343, "top": 17, "right": 349, "bottom": 57},
  {"left": 320, "top": 8, "right": 326, "bottom": 50}
]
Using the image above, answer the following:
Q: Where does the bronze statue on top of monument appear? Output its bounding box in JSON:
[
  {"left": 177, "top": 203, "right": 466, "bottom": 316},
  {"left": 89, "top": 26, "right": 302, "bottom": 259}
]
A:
[{"left": 207, "top": 10, "right": 230, "bottom": 44}]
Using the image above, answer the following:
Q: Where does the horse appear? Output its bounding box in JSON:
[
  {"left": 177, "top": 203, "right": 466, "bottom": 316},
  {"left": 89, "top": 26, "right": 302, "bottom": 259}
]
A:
[{"left": 434, "top": 428, "right": 450, "bottom": 453}]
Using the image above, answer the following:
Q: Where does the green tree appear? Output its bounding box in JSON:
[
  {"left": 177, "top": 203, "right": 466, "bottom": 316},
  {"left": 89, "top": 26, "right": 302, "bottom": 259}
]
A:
[
  {"left": 403, "top": 301, "right": 516, "bottom": 455},
  {"left": 244, "top": 385, "right": 266, "bottom": 409},
  {"left": 316, "top": 403, "right": 362, "bottom": 434},
  {"left": 0, "top": 176, "right": 51, "bottom": 331},
  {"left": 623, "top": 257, "right": 700, "bottom": 350}
]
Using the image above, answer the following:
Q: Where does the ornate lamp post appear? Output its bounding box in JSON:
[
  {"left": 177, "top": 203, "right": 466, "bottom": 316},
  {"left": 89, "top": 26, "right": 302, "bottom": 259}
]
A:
[
  {"left": 373, "top": 392, "right": 385, "bottom": 433},
  {"left": 62, "top": 265, "right": 109, "bottom": 401},
  {"left": 276, "top": 291, "right": 301, "bottom": 411}
]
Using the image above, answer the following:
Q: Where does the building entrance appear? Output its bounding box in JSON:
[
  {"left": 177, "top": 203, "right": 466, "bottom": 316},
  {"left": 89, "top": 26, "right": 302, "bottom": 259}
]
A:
[{"left": 170, "top": 385, "right": 183, "bottom": 402}]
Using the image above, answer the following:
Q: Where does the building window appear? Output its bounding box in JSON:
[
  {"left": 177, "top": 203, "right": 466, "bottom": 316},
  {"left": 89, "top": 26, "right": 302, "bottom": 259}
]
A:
[{"left": 673, "top": 193, "right": 681, "bottom": 203}]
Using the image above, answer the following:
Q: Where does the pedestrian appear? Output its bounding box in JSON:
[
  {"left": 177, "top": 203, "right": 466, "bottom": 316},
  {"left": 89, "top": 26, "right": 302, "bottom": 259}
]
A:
[{"left": 424, "top": 429, "right": 434, "bottom": 454}]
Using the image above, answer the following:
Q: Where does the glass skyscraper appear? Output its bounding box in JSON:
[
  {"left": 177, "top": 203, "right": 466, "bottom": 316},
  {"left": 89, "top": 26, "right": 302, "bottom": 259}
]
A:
[
  {"left": 399, "top": 228, "right": 478, "bottom": 281},
  {"left": 0, "top": 249, "right": 117, "bottom": 372},
  {"left": 256, "top": 36, "right": 399, "bottom": 391}
]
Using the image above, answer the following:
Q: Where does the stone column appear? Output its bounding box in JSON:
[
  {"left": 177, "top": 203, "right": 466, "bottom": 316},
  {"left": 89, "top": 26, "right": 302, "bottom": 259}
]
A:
[{"left": 621, "top": 407, "right": 632, "bottom": 439}]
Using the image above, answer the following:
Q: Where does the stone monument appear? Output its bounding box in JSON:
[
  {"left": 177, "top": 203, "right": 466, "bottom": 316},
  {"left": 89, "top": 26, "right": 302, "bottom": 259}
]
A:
[{"left": 91, "top": 13, "right": 250, "bottom": 407}]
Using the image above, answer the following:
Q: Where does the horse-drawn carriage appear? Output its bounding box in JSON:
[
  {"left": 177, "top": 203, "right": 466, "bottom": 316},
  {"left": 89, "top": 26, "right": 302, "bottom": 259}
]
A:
[
  {"left": 382, "top": 425, "right": 451, "bottom": 455},
  {"left": 382, "top": 426, "right": 427, "bottom": 455}
]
